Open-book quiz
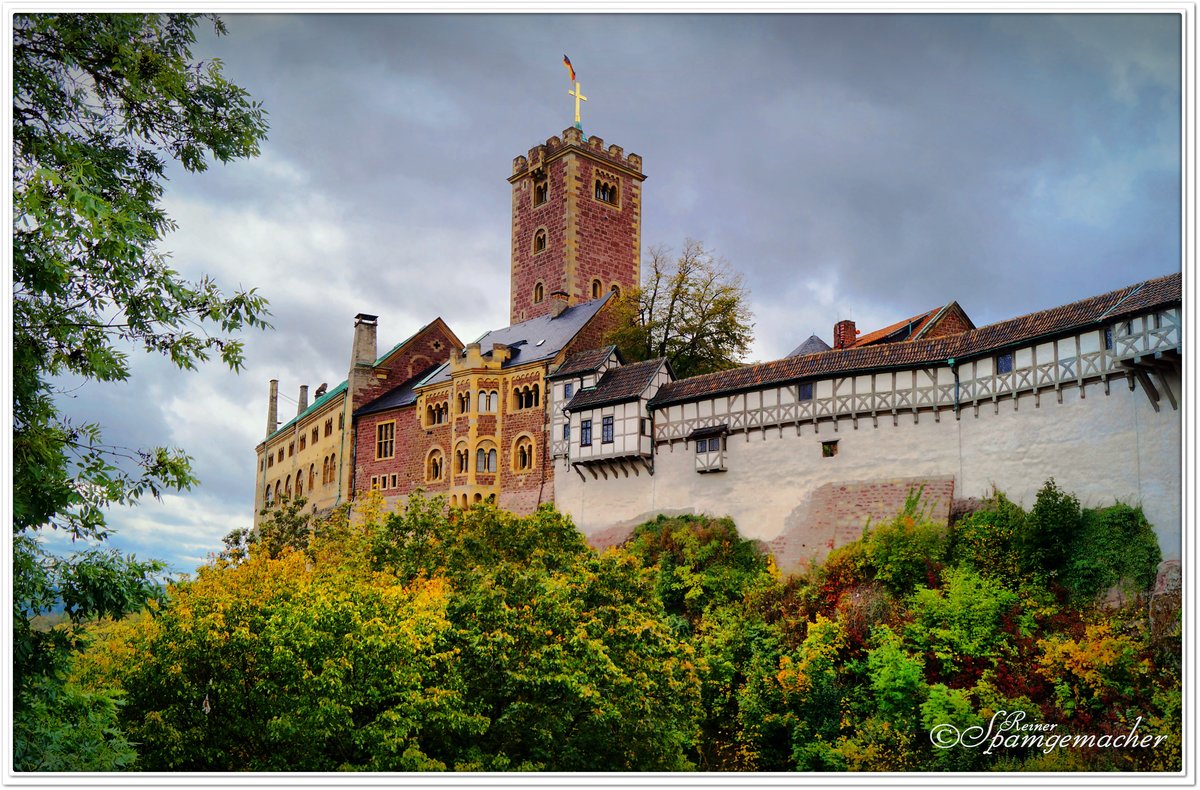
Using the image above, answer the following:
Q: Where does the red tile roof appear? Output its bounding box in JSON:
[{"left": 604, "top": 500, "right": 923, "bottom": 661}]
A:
[
  {"left": 566, "top": 358, "right": 666, "bottom": 412},
  {"left": 649, "top": 273, "right": 1180, "bottom": 410}
]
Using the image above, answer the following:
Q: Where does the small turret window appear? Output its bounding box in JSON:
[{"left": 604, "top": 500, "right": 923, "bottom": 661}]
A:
[
  {"left": 533, "top": 228, "right": 547, "bottom": 254},
  {"left": 594, "top": 172, "right": 619, "bottom": 205},
  {"left": 533, "top": 177, "right": 548, "bottom": 206}
]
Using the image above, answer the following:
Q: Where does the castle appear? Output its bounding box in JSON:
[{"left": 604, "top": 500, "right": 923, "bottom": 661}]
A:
[{"left": 254, "top": 124, "right": 1182, "bottom": 573}]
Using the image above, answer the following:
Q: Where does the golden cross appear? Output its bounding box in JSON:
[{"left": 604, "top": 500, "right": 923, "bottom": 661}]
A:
[{"left": 568, "top": 81, "right": 587, "bottom": 126}]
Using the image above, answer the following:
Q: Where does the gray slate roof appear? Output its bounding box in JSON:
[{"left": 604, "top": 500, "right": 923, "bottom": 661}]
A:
[
  {"left": 786, "top": 334, "right": 831, "bottom": 357},
  {"left": 565, "top": 358, "right": 667, "bottom": 412},
  {"left": 419, "top": 294, "right": 612, "bottom": 388},
  {"left": 354, "top": 364, "right": 442, "bottom": 417}
]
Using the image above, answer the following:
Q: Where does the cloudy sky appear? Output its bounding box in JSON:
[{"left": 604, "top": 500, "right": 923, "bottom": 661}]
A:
[{"left": 45, "top": 11, "right": 1182, "bottom": 575}]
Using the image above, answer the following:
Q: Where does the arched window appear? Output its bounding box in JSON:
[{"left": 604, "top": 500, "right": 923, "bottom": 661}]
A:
[
  {"left": 513, "top": 435, "right": 535, "bottom": 472},
  {"left": 285, "top": 475, "right": 292, "bottom": 498},
  {"left": 533, "top": 282, "right": 545, "bottom": 303},
  {"left": 532, "top": 383, "right": 540, "bottom": 407},
  {"left": 475, "top": 442, "right": 498, "bottom": 473},
  {"left": 329, "top": 453, "right": 336, "bottom": 483},
  {"left": 309, "top": 464, "right": 316, "bottom": 490},
  {"left": 296, "top": 476, "right": 303, "bottom": 498},
  {"left": 594, "top": 174, "right": 619, "bottom": 205},
  {"left": 533, "top": 178, "right": 548, "bottom": 205},
  {"left": 592, "top": 279, "right": 602, "bottom": 299},
  {"left": 610, "top": 284, "right": 621, "bottom": 299},
  {"left": 455, "top": 442, "right": 469, "bottom": 475},
  {"left": 275, "top": 480, "right": 282, "bottom": 503},
  {"left": 265, "top": 484, "right": 273, "bottom": 506},
  {"left": 533, "top": 229, "right": 547, "bottom": 254},
  {"left": 427, "top": 449, "right": 445, "bottom": 482}
]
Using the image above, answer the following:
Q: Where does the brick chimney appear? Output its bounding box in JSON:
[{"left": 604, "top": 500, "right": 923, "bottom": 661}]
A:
[
  {"left": 266, "top": 379, "right": 278, "bottom": 437},
  {"left": 549, "top": 290, "right": 569, "bottom": 318},
  {"left": 833, "top": 319, "right": 858, "bottom": 350},
  {"left": 297, "top": 384, "right": 308, "bottom": 415}
]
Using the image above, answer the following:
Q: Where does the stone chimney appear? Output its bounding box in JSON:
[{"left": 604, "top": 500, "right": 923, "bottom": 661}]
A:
[
  {"left": 550, "top": 290, "right": 569, "bottom": 317},
  {"left": 351, "top": 313, "right": 379, "bottom": 367},
  {"left": 297, "top": 384, "right": 308, "bottom": 415},
  {"left": 833, "top": 319, "right": 858, "bottom": 350},
  {"left": 266, "top": 379, "right": 279, "bottom": 437}
]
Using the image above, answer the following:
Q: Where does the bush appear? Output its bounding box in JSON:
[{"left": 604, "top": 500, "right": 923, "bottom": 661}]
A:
[
  {"left": 1062, "top": 503, "right": 1161, "bottom": 602},
  {"left": 862, "top": 491, "right": 949, "bottom": 596}
]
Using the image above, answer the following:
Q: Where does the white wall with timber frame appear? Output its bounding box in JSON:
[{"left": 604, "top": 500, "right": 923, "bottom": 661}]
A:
[{"left": 555, "top": 307, "right": 1182, "bottom": 561}]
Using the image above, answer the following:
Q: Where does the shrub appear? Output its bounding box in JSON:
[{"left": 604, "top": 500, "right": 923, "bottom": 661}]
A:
[{"left": 1062, "top": 504, "right": 1161, "bottom": 603}]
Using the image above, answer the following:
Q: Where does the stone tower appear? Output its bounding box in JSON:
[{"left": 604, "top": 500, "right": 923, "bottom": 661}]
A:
[{"left": 508, "top": 127, "right": 646, "bottom": 324}]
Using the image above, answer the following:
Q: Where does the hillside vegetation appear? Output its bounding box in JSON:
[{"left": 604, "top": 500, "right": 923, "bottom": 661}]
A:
[{"left": 50, "top": 481, "right": 1179, "bottom": 772}]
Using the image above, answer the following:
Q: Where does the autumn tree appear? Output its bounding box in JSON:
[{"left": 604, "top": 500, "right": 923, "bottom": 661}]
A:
[
  {"left": 12, "top": 13, "right": 268, "bottom": 769},
  {"left": 605, "top": 240, "right": 754, "bottom": 379}
]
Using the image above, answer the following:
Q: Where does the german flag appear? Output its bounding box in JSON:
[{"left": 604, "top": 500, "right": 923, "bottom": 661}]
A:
[{"left": 562, "top": 54, "right": 576, "bottom": 81}]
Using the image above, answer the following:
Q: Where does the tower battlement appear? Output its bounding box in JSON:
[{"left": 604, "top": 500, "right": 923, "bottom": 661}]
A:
[{"left": 511, "top": 128, "right": 643, "bottom": 179}]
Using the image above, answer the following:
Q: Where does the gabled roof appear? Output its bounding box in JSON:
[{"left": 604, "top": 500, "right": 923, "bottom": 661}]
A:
[
  {"left": 786, "top": 335, "right": 831, "bottom": 358},
  {"left": 354, "top": 364, "right": 442, "bottom": 417},
  {"left": 851, "top": 307, "right": 940, "bottom": 347},
  {"left": 262, "top": 318, "right": 457, "bottom": 444},
  {"left": 565, "top": 358, "right": 668, "bottom": 412},
  {"left": 420, "top": 295, "right": 612, "bottom": 387},
  {"left": 548, "top": 345, "right": 623, "bottom": 380},
  {"left": 649, "top": 272, "right": 1180, "bottom": 410}
]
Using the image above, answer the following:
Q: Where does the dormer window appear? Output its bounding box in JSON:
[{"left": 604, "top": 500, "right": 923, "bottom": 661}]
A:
[
  {"left": 594, "top": 169, "right": 619, "bottom": 206},
  {"left": 533, "top": 228, "right": 547, "bottom": 254}
]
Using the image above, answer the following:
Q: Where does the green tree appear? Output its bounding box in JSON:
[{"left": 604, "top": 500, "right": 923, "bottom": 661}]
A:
[
  {"left": 605, "top": 239, "right": 754, "bottom": 379},
  {"left": 13, "top": 12, "right": 269, "bottom": 769}
]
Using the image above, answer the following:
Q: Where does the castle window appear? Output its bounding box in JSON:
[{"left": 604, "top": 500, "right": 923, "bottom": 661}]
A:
[
  {"left": 475, "top": 444, "right": 497, "bottom": 473},
  {"left": 339, "top": 413, "right": 344, "bottom": 430},
  {"left": 275, "top": 481, "right": 282, "bottom": 503},
  {"left": 563, "top": 423, "right": 570, "bottom": 441},
  {"left": 799, "top": 382, "right": 814, "bottom": 401},
  {"left": 580, "top": 419, "right": 593, "bottom": 447},
  {"left": 534, "top": 282, "right": 545, "bottom": 303},
  {"left": 329, "top": 453, "right": 336, "bottom": 482},
  {"left": 513, "top": 436, "right": 535, "bottom": 472},
  {"left": 295, "top": 476, "right": 303, "bottom": 498},
  {"left": 564, "top": 382, "right": 574, "bottom": 400},
  {"left": 533, "top": 174, "right": 548, "bottom": 206},
  {"left": 455, "top": 443, "right": 469, "bottom": 474},
  {"left": 285, "top": 475, "right": 292, "bottom": 498},
  {"left": 299, "top": 435, "right": 306, "bottom": 451},
  {"left": 692, "top": 428, "right": 727, "bottom": 473},
  {"left": 641, "top": 418, "right": 649, "bottom": 436},
  {"left": 371, "top": 475, "right": 379, "bottom": 491},
  {"left": 265, "top": 484, "right": 273, "bottom": 506},
  {"left": 277, "top": 449, "right": 284, "bottom": 463},
  {"left": 288, "top": 442, "right": 294, "bottom": 457},
  {"left": 602, "top": 416, "right": 614, "bottom": 444},
  {"left": 309, "top": 465, "right": 315, "bottom": 490},
  {"left": 391, "top": 474, "right": 398, "bottom": 488},
  {"left": 427, "top": 449, "right": 445, "bottom": 482},
  {"left": 610, "top": 284, "right": 621, "bottom": 299},
  {"left": 533, "top": 229, "right": 547, "bottom": 255},
  {"left": 376, "top": 421, "right": 395, "bottom": 460},
  {"left": 312, "top": 428, "right": 319, "bottom": 445},
  {"left": 1104, "top": 328, "right": 1113, "bottom": 350},
  {"left": 822, "top": 440, "right": 839, "bottom": 458},
  {"left": 592, "top": 279, "right": 602, "bottom": 299},
  {"left": 996, "top": 352, "right": 1014, "bottom": 374},
  {"left": 594, "top": 172, "right": 619, "bottom": 205},
  {"left": 324, "top": 419, "right": 333, "bottom": 437},
  {"left": 267, "top": 454, "right": 274, "bottom": 469}
]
